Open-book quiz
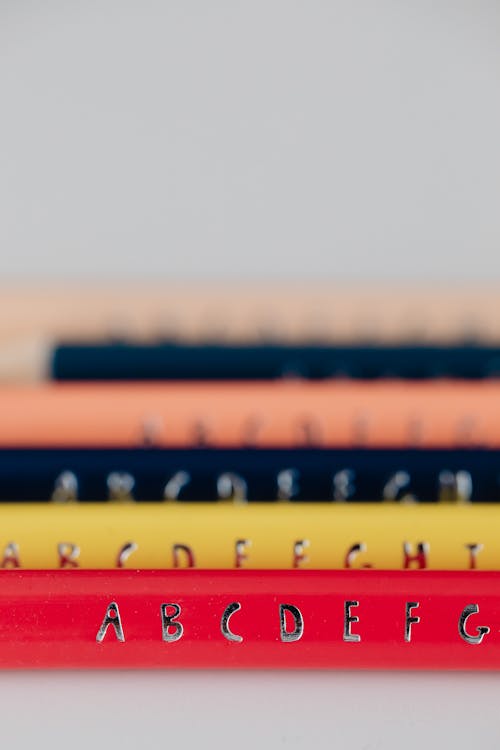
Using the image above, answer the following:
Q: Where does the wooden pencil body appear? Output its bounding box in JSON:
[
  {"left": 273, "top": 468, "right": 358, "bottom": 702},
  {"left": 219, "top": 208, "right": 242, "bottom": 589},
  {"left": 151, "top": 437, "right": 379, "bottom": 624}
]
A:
[
  {"left": 0, "top": 503, "right": 499, "bottom": 570},
  {"left": 1, "top": 283, "right": 500, "bottom": 343},
  {"left": 0, "top": 380, "right": 498, "bottom": 447}
]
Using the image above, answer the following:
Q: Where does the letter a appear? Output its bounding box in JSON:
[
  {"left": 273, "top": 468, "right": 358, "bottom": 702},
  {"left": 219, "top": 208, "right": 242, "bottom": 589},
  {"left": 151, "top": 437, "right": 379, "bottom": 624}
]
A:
[
  {"left": 96, "top": 602, "right": 125, "bottom": 643},
  {"left": 1, "top": 542, "right": 20, "bottom": 568}
]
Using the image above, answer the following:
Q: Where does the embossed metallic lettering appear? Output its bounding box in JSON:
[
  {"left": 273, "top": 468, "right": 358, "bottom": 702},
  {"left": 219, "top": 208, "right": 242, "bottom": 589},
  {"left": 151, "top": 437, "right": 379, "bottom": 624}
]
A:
[
  {"left": 164, "top": 471, "right": 191, "bottom": 500},
  {"left": 51, "top": 471, "right": 79, "bottom": 503},
  {"left": 172, "top": 544, "right": 196, "bottom": 568},
  {"left": 1, "top": 542, "right": 20, "bottom": 569},
  {"left": 277, "top": 469, "right": 300, "bottom": 500},
  {"left": 58, "top": 542, "right": 80, "bottom": 568},
  {"left": 140, "top": 415, "right": 163, "bottom": 446},
  {"left": 217, "top": 472, "right": 247, "bottom": 502},
  {"left": 403, "top": 541, "right": 429, "bottom": 569},
  {"left": 107, "top": 472, "right": 135, "bottom": 502},
  {"left": 438, "top": 470, "right": 472, "bottom": 503},
  {"left": 293, "top": 539, "right": 310, "bottom": 568},
  {"left": 405, "top": 602, "right": 420, "bottom": 642},
  {"left": 116, "top": 541, "right": 138, "bottom": 568},
  {"left": 465, "top": 543, "right": 483, "bottom": 570},
  {"left": 344, "top": 542, "right": 371, "bottom": 569},
  {"left": 343, "top": 600, "right": 361, "bottom": 642},
  {"left": 221, "top": 602, "right": 243, "bottom": 642},
  {"left": 458, "top": 604, "right": 490, "bottom": 644},
  {"left": 96, "top": 602, "right": 125, "bottom": 643},
  {"left": 383, "top": 471, "right": 412, "bottom": 502},
  {"left": 333, "top": 469, "right": 355, "bottom": 501},
  {"left": 235, "top": 539, "right": 251, "bottom": 569},
  {"left": 279, "top": 604, "right": 304, "bottom": 642},
  {"left": 161, "top": 603, "right": 184, "bottom": 642}
]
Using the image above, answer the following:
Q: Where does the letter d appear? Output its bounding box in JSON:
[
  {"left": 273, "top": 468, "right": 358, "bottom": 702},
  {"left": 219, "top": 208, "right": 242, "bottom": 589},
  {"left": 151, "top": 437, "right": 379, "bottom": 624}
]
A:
[{"left": 279, "top": 604, "right": 304, "bottom": 642}]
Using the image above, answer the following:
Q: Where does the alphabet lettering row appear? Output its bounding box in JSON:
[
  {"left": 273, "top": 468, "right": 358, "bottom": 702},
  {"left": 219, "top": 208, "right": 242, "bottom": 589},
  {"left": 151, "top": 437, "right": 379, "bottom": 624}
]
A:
[
  {"left": 2, "top": 446, "right": 498, "bottom": 501},
  {"left": 48, "top": 466, "right": 479, "bottom": 502},
  {"left": 95, "top": 601, "right": 490, "bottom": 645},
  {"left": 0, "top": 540, "right": 484, "bottom": 569}
]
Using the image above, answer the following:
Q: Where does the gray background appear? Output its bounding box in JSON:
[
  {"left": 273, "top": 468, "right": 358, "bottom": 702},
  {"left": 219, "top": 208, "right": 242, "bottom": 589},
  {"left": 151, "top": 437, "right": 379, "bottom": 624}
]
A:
[
  {"left": 1, "top": 2, "right": 500, "bottom": 748},
  {"left": 1, "top": 0, "right": 499, "bottom": 281}
]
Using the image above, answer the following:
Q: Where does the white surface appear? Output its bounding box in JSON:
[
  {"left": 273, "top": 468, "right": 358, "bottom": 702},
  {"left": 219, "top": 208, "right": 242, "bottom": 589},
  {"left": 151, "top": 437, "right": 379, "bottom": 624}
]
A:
[
  {"left": 0, "top": 1, "right": 499, "bottom": 281},
  {"left": 1, "top": 2, "right": 500, "bottom": 748},
  {"left": 0, "top": 671, "right": 499, "bottom": 749}
]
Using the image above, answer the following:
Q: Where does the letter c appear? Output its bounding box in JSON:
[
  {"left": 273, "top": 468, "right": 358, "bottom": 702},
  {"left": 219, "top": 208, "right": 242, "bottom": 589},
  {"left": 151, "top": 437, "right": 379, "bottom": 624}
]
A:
[{"left": 221, "top": 602, "right": 243, "bottom": 642}]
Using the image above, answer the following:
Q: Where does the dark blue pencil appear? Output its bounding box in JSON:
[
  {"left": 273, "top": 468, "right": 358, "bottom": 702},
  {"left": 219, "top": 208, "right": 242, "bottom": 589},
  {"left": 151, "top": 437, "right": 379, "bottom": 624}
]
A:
[
  {"left": 50, "top": 342, "right": 500, "bottom": 380},
  {"left": 0, "top": 446, "right": 496, "bottom": 502}
]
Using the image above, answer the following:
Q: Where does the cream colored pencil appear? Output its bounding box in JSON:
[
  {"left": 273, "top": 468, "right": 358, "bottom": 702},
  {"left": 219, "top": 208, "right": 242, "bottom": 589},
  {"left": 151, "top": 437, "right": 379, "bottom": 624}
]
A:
[{"left": 0, "top": 282, "right": 499, "bottom": 344}]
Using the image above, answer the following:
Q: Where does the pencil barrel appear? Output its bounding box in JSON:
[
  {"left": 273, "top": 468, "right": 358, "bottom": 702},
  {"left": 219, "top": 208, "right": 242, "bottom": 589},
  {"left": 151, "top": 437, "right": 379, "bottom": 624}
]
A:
[
  {"left": 0, "top": 569, "right": 498, "bottom": 669},
  {"left": 0, "top": 503, "right": 499, "bottom": 569},
  {"left": 51, "top": 343, "right": 500, "bottom": 380},
  {"left": 0, "top": 447, "right": 497, "bottom": 501},
  {"left": 2, "top": 284, "right": 500, "bottom": 344},
  {"left": 0, "top": 380, "right": 499, "bottom": 448}
]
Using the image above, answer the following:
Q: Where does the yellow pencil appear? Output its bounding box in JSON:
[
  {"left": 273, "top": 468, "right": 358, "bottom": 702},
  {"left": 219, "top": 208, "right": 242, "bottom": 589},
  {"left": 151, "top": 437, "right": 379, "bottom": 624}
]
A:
[{"left": 0, "top": 503, "right": 498, "bottom": 570}]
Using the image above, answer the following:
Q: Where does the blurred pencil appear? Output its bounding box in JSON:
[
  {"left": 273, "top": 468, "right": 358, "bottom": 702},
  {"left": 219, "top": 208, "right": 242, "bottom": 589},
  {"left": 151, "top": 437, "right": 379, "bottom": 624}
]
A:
[
  {"left": 0, "top": 446, "right": 495, "bottom": 501},
  {"left": 0, "top": 502, "right": 497, "bottom": 570},
  {"left": 1, "top": 282, "right": 499, "bottom": 345},
  {"left": 0, "top": 380, "right": 498, "bottom": 448},
  {"left": 5, "top": 341, "right": 500, "bottom": 382}
]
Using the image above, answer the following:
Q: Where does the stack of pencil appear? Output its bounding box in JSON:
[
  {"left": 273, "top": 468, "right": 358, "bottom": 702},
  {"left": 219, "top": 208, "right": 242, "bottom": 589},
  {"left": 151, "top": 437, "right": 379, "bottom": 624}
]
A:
[{"left": 1, "top": 283, "right": 500, "bottom": 669}]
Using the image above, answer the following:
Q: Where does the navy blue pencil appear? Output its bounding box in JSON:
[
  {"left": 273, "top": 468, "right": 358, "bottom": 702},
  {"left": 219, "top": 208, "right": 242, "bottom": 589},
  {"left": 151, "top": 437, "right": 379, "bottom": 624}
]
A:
[
  {"left": 0, "top": 446, "right": 496, "bottom": 502},
  {"left": 49, "top": 342, "right": 500, "bottom": 380}
]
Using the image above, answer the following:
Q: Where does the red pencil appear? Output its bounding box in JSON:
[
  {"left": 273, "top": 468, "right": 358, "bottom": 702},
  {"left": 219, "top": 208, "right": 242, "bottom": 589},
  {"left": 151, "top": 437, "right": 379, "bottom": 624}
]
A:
[{"left": 0, "top": 569, "right": 499, "bottom": 669}]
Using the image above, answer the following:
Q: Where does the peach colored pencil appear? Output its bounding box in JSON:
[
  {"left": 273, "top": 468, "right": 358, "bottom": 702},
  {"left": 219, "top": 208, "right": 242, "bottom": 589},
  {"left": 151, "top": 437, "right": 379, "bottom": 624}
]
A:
[{"left": 0, "top": 380, "right": 498, "bottom": 447}]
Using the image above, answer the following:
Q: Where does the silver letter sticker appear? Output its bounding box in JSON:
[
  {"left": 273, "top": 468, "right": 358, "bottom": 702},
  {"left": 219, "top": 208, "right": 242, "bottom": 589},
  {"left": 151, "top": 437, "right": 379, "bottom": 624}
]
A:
[
  {"left": 279, "top": 604, "right": 304, "bottom": 642},
  {"left": 172, "top": 544, "right": 196, "bottom": 568},
  {"left": 164, "top": 471, "right": 191, "bottom": 501},
  {"left": 116, "top": 541, "right": 138, "bottom": 568},
  {"left": 107, "top": 472, "right": 135, "bottom": 502},
  {"left": 458, "top": 604, "right": 490, "bottom": 645},
  {"left": 217, "top": 473, "right": 247, "bottom": 502},
  {"left": 51, "top": 471, "right": 78, "bottom": 503},
  {"left": 438, "top": 470, "right": 472, "bottom": 503},
  {"left": 293, "top": 539, "right": 310, "bottom": 568},
  {"left": 96, "top": 602, "right": 125, "bottom": 643},
  {"left": 161, "top": 603, "right": 184, "bottom": 642},
  {"left": 1, "top": 542, "right": 21, "bottom": 569},
  {"left": 221, "top": 602, "right": 243, "bottom": 642},
  {"left": 343, "top": 600, "right": 361, "bottom": 642},
  {"left": 344, "top": 542, "right": 369, "bottom": 569},
  {"left": 465, "top": 543, "right": 483, "bottom": 570},
  {"left": 405, "top": 602, "right": 420, "bottom": 642},
  {"left": 333, "top": 469, "right": 355, "bottom": 501},
  {"left": 403, "top": 541, "right": 429, "bottom": 569},
  {"left": 57, "top": 542, "right": 80, "bottom": 569},
  {"left": 383, "top": 470, "right": 411, "bottom": 501},
  {"left": 235, "top": 539, "right": 251, "bottom": 568},
  {"left": 277, "top": 469, "right": 300, "bottom": 500}
]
